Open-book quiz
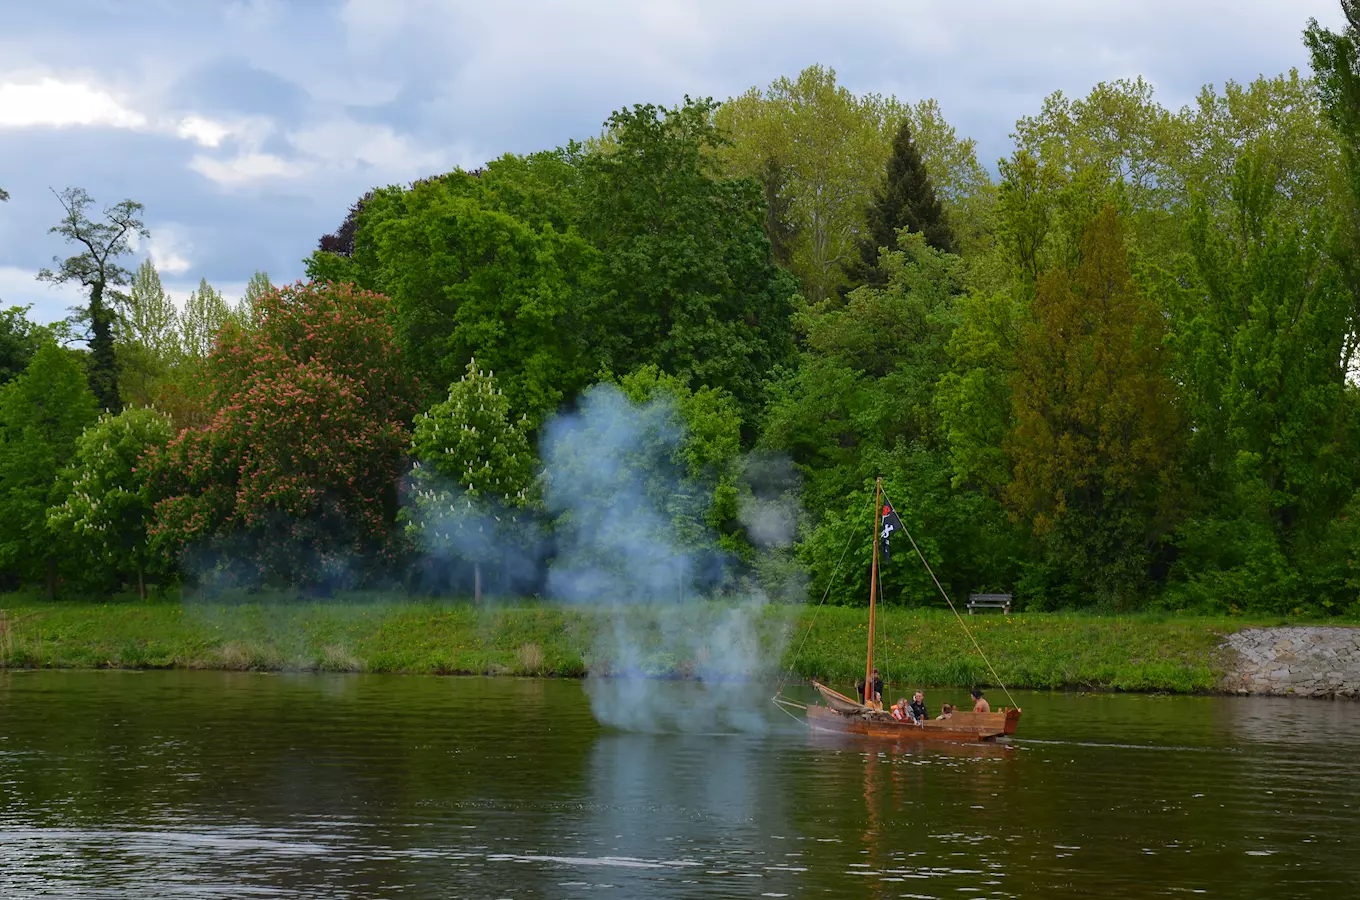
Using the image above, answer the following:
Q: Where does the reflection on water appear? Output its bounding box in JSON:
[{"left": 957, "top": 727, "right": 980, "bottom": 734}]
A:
[{"left": 0, "top": 672, "right": 1357, "bottom": 898}]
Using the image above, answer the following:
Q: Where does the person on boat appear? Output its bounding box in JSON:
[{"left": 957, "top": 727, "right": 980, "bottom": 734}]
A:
[
  {"left": 935, "top": 703, "right": 954, "bottom": 720},
  {"left": 857, "top": 670, "right": 884, "bottom": 707},
  {"left": 890, "top": 698, "right": 908, "bottom": 721},
  {"left": 971, "top": 689, "right": 990, "bottom": 713},
  {"left": 907, "top": 691, "right": 928, "bottom": 723}
]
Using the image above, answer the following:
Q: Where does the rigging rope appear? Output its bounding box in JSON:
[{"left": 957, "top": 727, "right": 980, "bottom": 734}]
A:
[
  {"left": 774, "top": 492, "right": 876, "bottom": 699},
  {"left": 899, "top": 524, "right": 1019, "bottom": 710}
]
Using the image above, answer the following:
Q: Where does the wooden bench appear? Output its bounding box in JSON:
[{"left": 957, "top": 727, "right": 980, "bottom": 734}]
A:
[{"left": 967, "top": 593, "right": 1012, "bottom": 614}]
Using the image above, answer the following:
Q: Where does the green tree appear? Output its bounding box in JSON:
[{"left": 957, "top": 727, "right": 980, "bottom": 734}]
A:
[
  {"left": 181, "top": 277, "right": 233, "bottom": 359},
  {"left": 715, "top": 66, "right": 896, "bottom": 301},
  {"left": 239, "top": 270, "right": 272, "bottom": 326},
  {"left": 406, "top": 358, "right": 534, "bottom": 600},
  {"left": 578, "top": 97, "right": 798, "bottom": 430},
  {"left": 37, "top": 187, "right": 149, "bottom": 410},
  {"left": 0, "top": 342, "right": 99, "bottom": 596},
  {"left": 48, "top": 407, "right": 175, "bottom": 598},
  {"left": 1165, "top": 154, "right": 1355, "bottom": 611},
  {"left": 844, "top": 118, "right": 955, "bottom": 290},
  {"left": 614, "top": 365, "right": 744, "bottom": 553},
  {"left": 0, "top": 306, "right": 42, "bottom": 386},
  {"left": 368, "top": 178, "right": 602, "bottom": 422},
  {"left": 123, "top": 259, "right": 181, "bottom": 359},
  {"left": 1004, "top": 205, "right": 1181, "bottom": 607},
  {"left": 117, "top": 260, "right": 183, "bottom": 409},
  {"left": 716, "top": 69, "right": 992, "bottom": 297}
]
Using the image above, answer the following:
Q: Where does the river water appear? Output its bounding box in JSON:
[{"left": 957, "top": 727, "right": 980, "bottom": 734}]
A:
[{"left": 0, "top": 671, "right": 1356, "bottom": 898}]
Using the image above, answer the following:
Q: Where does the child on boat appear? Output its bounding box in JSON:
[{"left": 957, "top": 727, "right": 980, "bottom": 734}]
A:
[{"left": 907, "top": 691, "right": 928, "bottom": 723}]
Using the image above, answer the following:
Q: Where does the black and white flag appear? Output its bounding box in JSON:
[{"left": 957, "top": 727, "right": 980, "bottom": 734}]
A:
[{"left": 880, "top": 497, "right": 904, "bottom": 563}]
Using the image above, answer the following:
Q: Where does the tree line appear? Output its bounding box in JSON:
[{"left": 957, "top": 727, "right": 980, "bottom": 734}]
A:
[{"left": 5, "top": 7, "right": 1360, "bottom": 614}]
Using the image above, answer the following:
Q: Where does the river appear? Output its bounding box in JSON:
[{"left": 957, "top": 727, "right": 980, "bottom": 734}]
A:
[{"left": 0, "top": 671, "right": 1356, "bottom": 898}]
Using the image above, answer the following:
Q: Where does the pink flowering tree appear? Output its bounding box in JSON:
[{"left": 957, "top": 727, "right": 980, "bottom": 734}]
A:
[{"left": 148, "top": 281, "right": 418, "bottom": 587}]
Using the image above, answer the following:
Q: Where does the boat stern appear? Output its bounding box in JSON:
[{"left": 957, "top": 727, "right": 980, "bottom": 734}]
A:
[{"left": 1002, "top": 707, "right": 1022, "bottom": 735}]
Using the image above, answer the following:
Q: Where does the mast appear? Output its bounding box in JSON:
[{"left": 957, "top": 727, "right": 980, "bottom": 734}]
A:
[{"left": 865, "top": 477, "right": 882, "bottom": 709}]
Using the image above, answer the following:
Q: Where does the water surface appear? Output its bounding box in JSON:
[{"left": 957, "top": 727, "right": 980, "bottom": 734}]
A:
[{"left": 0, "top": 671, "right": 1356, "bottom": 898}]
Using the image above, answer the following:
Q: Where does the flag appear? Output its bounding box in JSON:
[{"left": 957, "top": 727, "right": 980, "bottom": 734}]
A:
[{"left": 880, "top": 496, "right": 904, "bottom": 563}]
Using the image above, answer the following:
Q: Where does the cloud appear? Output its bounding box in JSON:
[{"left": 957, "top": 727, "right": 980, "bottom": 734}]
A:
[
  {"left": 176, "top": 116, "right": 233, "bottom": 148},
  {"left": 0, "top": 77, "right": 147, "bottom": 130},
  {"left": 147, "top": 229, "right": 193, "bottom": 276},
  {"left": 0, "top": 265, "right": 83, "bottom": 323},
  {"left": 189, "top": 151, "right": 307, "bottom": 185},
  {"left": 289, "top": 119, "right": 450, "bottom": 176}
]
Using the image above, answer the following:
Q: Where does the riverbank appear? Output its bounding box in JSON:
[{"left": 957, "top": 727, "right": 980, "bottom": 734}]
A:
[{"left": 4, "top": 594, "right": 1343, "bottom": 694}]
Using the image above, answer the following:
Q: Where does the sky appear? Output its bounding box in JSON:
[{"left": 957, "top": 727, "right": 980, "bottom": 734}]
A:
[{"left": 0, "top": 0, "right": 1346, "bottom": 324}]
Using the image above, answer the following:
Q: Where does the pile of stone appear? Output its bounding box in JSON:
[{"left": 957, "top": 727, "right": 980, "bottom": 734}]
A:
[{"left": 1220, "top": 627, "right": 1360, "bottom": 698}]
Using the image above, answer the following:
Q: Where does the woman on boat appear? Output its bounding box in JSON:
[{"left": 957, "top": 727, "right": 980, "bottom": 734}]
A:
[
  {"left": 935, "top": 703, "right": 954, "bottom": 720},
  {"left": 971, "top": 689, "right": 990, "bottom": 713},
  {"left": 890, "top": 699, "right": 908, "bottom": 721}
]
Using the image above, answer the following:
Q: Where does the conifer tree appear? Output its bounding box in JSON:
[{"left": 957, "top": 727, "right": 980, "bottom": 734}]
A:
[
  {"left": 845, "top": 119, "right": 955, "bottom": 290},
  {"left": 1004, "top": 206, "right": 1180, "bottom": 604},
  {"left": 407, "top": 358, "right": 533, "bottom": 601}
]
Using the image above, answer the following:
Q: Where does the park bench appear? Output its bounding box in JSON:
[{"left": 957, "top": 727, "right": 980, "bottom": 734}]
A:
[{"left": 966, "top": 593, "right": 1012, "bottom": 615}]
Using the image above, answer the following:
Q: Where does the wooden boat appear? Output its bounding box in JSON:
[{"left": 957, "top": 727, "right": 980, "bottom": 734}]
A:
[
  {"left": 806, "top": 681, "right": 1020, "bottom": 742},
  {"left": 784, "top": 477, "right": 1021, "bottom": 743}
]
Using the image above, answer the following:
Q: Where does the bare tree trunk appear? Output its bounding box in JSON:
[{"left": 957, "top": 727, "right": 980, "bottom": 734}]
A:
[
  {"left": 474, "top": 561, "right": 483, "bottom": 604},
  {"left": 45, "top": 557, "right": 56, "bottom": 601},
  {"left": 138, "top": 566, "right": 146, "bottom": 601}
]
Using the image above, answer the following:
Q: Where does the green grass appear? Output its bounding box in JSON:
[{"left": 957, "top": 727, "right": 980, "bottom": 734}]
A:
[{"left": 0, "top": 591, "right": 1344, "bottom": 693}]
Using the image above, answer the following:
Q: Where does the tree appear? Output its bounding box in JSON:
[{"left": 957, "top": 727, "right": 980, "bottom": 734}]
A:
[
  {"left": 239, "top": 270, "right": 272, "bottom": 326},
  {"left": 578, "top": 97, "right": 798, "bottom": 430},
  {"left": 715, "top": 69, "right": 993, "bottom": 298},
  {"left": 540, "top": 368, "right": 744, "bottom": 602},
  {"left": 844, "top": 118, "right": 955, "bottom": 290},
  {"left": 37, "top": 187, "right": 148, "bottom": 410},
  {"left": 406, "top": 358, "right": 534, "bottom": 601},
  {"left": 0, "top": 306, "right": 42, "bottom": 386},
  {"left": 1004, "top": 206, "right": 1181, "bottom": 606},
  {"left": 1164, "top": 154, "right": 1355, "bottom": 611},
  {"left": 0, "top": 342, "right": 99, "bottom": 596},
  {"left": 181, "top": 278, "right": 232, "bottom": 358},
  {"left": 368, "top": 179, "right": 602, "bottom": 422},
  {"left": 149, "top": 282, "right": 418, "bottom": 588},
  {"left": 48, "top": 407, "right": 175, "bottom": 598},
  {"left": 714, "top": 66, "right": 904, "bottom": 302},
  {"left": 123, "top": 259, "right": 181, "bottom": 359}
]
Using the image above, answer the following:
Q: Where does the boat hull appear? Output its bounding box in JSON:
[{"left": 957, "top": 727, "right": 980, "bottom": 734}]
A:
[{"left": 806, "top": 702, "right": 1020, "bottom": 742}]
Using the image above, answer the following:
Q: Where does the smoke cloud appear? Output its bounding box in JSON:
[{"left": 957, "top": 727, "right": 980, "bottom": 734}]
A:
[{"left": 538, "top": 384, "right": 802, "bottom": 734}]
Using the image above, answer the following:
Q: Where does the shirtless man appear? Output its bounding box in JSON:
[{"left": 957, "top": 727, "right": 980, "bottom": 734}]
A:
[{"left": 970, "top": 688, "right": 990, "bottom": 713}]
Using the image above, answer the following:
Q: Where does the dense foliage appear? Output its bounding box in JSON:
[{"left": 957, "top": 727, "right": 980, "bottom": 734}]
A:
[
  {"left": 7, "top": 8, "right": 1360, "bottom": 616},
  {"left": 147, "top": 282, "right": 418, "bottom": 588}
]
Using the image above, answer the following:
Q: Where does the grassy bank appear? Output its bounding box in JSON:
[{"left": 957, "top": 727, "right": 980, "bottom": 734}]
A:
[{"left": 1, "top": 593, "right": 1326, "bottom": 693}]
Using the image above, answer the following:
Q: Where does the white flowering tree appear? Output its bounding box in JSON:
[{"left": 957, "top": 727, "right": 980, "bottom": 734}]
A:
[
  {"left": 48, "top": 406, "right": 174, "bottom": 598},
  {"left": 407, "top": 358, "right": 533, "bottom": 601}
]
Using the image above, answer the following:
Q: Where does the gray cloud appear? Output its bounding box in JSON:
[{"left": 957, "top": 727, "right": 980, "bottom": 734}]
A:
[{"left": 0, "top": 0, "right": 1345, "bottom": 321}]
